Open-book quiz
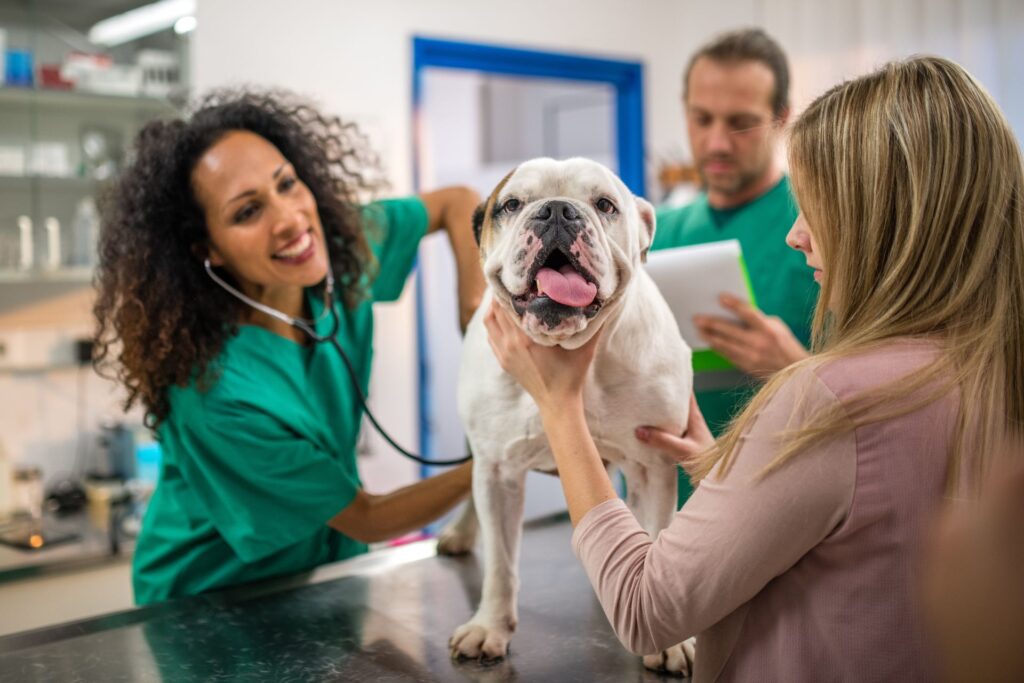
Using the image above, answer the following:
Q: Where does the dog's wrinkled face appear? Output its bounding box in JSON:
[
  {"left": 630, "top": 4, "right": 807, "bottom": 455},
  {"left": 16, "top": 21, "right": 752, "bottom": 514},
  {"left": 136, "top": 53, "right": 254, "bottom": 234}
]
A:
[{"left": 474, "top": 158, "right": 655, "bottom": 348}]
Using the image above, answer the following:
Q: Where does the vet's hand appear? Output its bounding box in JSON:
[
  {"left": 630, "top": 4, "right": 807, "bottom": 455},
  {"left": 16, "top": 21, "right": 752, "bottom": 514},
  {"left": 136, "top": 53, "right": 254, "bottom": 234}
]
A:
[
  {"left": 483, "top": 301, "right": 602, "bottom": 411},
  {"left": 693, "top": 293, "right": 809, "bottom": 377},
  {"left": 635, "top": 395, "right": 715, "bottom": 476}
]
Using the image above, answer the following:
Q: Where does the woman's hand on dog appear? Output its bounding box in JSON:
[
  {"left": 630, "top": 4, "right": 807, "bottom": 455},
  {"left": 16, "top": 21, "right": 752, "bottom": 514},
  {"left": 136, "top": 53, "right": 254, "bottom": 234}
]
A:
[
  {"left": 635, "top": 395, "right": 715, "bottom": 475},
  {"left": 483, "top": 300, "right": 602, "bottom": 413}
]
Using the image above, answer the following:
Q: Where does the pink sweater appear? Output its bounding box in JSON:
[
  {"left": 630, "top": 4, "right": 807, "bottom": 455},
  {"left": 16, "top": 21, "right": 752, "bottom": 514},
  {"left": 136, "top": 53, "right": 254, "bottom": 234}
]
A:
[{"left": 573, "top": 340, "right": 957, "bottom": 682}]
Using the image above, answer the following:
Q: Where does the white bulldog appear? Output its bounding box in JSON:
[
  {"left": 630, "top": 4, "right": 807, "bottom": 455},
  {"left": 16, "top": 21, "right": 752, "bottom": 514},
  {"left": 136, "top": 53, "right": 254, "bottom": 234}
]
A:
[{"left": 441, "top": 158, "right": 694, "bottom": 675}]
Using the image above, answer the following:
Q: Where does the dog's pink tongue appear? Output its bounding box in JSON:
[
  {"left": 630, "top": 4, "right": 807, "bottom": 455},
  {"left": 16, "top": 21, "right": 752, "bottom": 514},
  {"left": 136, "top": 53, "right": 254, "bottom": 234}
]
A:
[{"left": 536, "top": 265, "right": 597, "bottom": 307}]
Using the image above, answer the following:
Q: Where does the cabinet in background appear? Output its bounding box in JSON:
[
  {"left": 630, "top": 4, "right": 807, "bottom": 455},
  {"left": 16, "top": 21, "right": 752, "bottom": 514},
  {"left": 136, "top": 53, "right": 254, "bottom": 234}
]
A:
[{"left": 0, "top": 0, "right": 188, "bottom": 287}]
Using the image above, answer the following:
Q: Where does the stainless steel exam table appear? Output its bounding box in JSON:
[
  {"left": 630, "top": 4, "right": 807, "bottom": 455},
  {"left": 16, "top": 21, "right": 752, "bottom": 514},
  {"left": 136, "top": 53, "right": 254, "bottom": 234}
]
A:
[{"left": 0, "top": 514, "right": 689, "bottom": 682}]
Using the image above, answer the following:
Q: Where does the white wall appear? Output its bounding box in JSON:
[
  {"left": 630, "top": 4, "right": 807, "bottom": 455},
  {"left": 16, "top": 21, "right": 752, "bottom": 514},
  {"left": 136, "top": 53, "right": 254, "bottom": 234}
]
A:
[
  {"left": 194, "top": 0, "right": 740, "bottom": 194},
  {"left": 193, "top": 0, "right": 1024, "bottom": 490},
  {"left": 758, "top": 0, "right": 1024, "bottom": 132}
]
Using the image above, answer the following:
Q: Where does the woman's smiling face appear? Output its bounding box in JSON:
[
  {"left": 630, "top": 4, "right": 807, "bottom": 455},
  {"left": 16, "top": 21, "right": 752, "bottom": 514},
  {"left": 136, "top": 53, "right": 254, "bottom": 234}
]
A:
[{"left": 192, "top": 130, "right": 329, "bottom": 301}]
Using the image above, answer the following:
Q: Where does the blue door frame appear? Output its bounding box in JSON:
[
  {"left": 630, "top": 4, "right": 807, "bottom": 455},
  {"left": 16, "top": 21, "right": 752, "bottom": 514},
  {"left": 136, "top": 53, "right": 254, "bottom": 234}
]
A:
[
  {"left": 412, "top": 36, "right": 646, "bottom": 195},
  {"left": 412, "top": 36, "right": 646, "bottom": 473}
]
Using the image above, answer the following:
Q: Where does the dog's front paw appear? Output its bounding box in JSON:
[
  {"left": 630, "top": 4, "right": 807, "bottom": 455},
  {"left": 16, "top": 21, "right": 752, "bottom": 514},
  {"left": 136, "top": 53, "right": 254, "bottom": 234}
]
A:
[
  {"left": 449, "top": 619, "right": 514, "bottom": 661},
  {"left": 436, "top": 523, "right": 476, "bottom": 556},
  {"left": 642, "top": 637, "right": 695, "bottom": 677}
]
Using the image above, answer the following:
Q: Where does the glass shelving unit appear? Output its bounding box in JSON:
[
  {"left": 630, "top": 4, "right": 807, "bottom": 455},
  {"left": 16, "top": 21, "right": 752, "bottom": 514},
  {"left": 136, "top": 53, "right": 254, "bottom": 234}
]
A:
[{"left": 0, "top": 0, "right": 188, "bottom": 288}]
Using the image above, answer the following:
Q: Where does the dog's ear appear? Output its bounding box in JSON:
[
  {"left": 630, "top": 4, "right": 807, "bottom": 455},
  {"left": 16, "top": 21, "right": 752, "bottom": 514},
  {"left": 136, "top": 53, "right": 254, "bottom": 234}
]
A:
[
  {"left": 472, "top": 202, "right": 486, "bottom": 246},
  {"left": 635, "top": 196, "right": 656, "bottom": 263},
  {"left": 475, "top": 165, "right": 517, "bottom": 252}
]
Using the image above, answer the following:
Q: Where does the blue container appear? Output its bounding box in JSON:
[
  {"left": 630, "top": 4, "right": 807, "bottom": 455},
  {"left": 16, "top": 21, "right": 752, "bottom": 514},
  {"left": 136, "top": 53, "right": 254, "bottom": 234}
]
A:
[
  {"left": 135, "top": 442, "right": 163, "bottom": 484},
  {"left": 5, "top": 49, "right": 33, "bottom": 87}
]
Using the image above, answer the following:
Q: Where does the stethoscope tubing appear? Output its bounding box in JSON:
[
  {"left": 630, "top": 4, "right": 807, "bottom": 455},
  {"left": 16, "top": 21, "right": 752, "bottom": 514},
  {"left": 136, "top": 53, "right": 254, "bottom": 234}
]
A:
[{"left": 204, "top": 259, "right": 471, "bottom": 466}]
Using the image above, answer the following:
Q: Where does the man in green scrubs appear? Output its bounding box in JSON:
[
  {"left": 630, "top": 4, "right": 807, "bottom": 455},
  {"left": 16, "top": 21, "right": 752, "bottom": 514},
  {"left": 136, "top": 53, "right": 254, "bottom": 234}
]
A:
[{"left": 649, "top": 29, "right": 817, "bottom": 506}]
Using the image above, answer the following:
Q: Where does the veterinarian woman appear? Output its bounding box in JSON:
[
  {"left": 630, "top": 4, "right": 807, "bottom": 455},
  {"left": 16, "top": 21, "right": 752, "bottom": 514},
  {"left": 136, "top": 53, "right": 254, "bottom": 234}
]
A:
[
  {"left": 484, "top": 56, "right": 1023, "bottom": 682},
  {"left": 94, "top": 91, "right": 484, "bottom": 605}
]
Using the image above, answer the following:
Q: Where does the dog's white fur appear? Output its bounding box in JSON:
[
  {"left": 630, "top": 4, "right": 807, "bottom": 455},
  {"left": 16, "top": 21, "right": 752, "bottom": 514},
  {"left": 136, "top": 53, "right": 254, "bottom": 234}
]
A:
[{"left": 441, "top": 158, "right": 694, "bottom": 675}]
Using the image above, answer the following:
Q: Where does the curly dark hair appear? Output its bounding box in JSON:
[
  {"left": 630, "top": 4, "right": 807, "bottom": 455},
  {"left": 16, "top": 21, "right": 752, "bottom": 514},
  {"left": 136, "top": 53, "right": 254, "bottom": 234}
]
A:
[{"left": 93, "top": 89, "right": 386, "bottom": 428}]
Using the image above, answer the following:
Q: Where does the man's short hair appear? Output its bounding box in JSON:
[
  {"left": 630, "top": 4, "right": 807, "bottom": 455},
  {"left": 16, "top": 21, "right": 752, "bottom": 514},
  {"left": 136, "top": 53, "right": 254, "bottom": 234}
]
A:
[{"left": 684, "top": 28, "right": 790, "bottom": 118}]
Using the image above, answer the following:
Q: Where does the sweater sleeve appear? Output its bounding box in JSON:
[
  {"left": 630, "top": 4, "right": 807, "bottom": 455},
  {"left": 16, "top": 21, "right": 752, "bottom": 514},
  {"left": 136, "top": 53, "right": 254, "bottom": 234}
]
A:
[{"left": 571, "top": 366, "right": 857, "bottom": 654}]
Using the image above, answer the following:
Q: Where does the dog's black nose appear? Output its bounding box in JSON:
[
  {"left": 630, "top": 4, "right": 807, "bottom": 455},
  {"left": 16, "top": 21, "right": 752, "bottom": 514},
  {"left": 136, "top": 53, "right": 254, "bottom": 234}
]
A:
[{"left": 534, "top": 200, "right": 580, "bottom": 222}]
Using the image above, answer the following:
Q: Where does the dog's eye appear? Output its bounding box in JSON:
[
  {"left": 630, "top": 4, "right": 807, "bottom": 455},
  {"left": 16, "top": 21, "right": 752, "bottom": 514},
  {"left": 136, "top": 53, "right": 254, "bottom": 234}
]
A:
[
  {"left": 596, "top": 198, "right": 618, "bottom": 215},
  {"left": 501, "top": 198, "right": 522, "bottom": 214}
]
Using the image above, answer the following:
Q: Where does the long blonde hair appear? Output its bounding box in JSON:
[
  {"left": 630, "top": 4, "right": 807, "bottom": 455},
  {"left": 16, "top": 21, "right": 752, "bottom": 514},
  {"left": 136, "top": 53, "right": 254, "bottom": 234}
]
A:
[{"left": 694, "top": 56, "right": 1024, "bottom": 491}]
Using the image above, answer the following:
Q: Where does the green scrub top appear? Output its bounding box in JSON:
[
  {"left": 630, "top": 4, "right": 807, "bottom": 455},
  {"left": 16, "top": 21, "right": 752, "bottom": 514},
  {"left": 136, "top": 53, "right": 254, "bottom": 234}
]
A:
[
  {"left": 132, "top": 197, "right": 429, "bottom": 605},
  {"left": 652, "top": 177, "right": 816, "bottom": 506}
]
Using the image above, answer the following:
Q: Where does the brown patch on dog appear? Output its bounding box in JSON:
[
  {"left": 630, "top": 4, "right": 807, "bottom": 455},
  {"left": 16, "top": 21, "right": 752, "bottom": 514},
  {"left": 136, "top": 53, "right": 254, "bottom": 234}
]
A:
[{"left": 474, "top": 166, "right": 518, "bottom": 257}]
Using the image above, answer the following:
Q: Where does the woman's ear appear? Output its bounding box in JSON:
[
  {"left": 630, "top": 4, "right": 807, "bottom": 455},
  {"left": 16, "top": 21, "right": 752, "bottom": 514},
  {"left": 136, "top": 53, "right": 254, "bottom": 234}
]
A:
[{"left": 192, "top": 242, "right": 224, "bottom": 266}]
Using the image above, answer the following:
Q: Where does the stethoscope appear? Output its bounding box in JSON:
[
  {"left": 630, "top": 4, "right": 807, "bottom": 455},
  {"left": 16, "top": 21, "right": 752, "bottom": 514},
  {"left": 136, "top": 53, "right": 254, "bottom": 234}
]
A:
[{"left": 204, "top": 258, "right": 471, "bottom": 466}]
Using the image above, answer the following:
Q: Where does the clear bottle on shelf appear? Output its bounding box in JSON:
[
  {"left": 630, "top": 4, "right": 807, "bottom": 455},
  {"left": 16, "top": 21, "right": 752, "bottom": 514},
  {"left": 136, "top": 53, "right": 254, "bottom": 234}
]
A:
[{"left": 69, "top": 196, "right": 99, "bottom": 267}]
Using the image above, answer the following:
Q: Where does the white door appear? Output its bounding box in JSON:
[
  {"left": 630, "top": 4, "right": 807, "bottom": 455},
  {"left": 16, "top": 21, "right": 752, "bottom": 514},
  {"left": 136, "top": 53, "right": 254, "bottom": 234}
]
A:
[{"left": 417, "top": 68, "right": 616, "bottom": 521}]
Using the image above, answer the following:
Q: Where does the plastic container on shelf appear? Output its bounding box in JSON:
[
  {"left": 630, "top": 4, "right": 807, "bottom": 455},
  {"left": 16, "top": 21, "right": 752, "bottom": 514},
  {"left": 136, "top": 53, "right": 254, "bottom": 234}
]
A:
[
  {"left": 28, "top": 142, "right": 71, "bottom": 177},
  {"left": 0, "top": 145, "right": 26, "bottom": 175},
  {"left": 44, "top": 216, "right": 60, "bottom": 270},
  {"left": 61, "top": 53, "right": 142, "bottom": 97},
  {"left": 38, "top": 64, "right": 73, "bottom": 90},
  {"left": 11, "top": 465, "right": 43, "bottom": 521},
  {"left": 137, "top": 49, "right": 180, "bottom": 98},
  {"left": 17, "top": 214, "right": 32, "bottom": 270},
  {"left": 69, "top": 196, "right": 99, "bottom": 267},
  {"left": 4, "top": 48, "right": 33, "bottom": 87}
]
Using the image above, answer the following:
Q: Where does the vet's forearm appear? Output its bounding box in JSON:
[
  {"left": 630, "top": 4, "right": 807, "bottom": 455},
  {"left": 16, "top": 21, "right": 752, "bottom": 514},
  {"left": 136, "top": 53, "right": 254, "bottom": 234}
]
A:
[
  {"left": 540, "top": 398, "right": 618, "bottom": 526},
  {"left": 374, "top": 462, "right": 473, "bottom": 537},
  {"left": 330, "top": 461, "right": 473, "bottom": 543},
  {"left": 427, "top": 186, "right": 486, "bottom": 330}
]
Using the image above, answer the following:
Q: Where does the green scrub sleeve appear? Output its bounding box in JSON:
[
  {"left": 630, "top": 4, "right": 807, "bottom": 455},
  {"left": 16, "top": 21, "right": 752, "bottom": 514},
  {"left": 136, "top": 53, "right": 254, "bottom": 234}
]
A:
[
  {"left": 174, "top": 400, "right": 362, "bottom": 564},
  {"left": 362, "top": 197, "right": 430, "bottom": 303}
]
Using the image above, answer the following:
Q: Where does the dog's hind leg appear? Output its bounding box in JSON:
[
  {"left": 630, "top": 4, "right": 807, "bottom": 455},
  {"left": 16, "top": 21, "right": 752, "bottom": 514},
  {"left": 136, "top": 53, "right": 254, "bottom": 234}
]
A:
[
  {"left": 437, "top": 496, "right": 479, "bottom": 556},
  {"left": 449, "top": 458, "right": 527, "bottom": 661}
]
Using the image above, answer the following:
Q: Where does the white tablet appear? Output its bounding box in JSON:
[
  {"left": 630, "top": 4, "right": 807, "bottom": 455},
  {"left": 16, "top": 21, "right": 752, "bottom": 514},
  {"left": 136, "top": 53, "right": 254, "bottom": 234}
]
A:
[{"left": 644, "top": 239, "right": 756, "bottom": 372}]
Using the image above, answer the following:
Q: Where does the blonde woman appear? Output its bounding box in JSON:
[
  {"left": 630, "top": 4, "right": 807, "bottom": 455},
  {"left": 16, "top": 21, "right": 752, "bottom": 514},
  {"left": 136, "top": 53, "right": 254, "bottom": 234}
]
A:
[{"left": 484, "top": 56, "right": 1023, "bottom": 682}]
